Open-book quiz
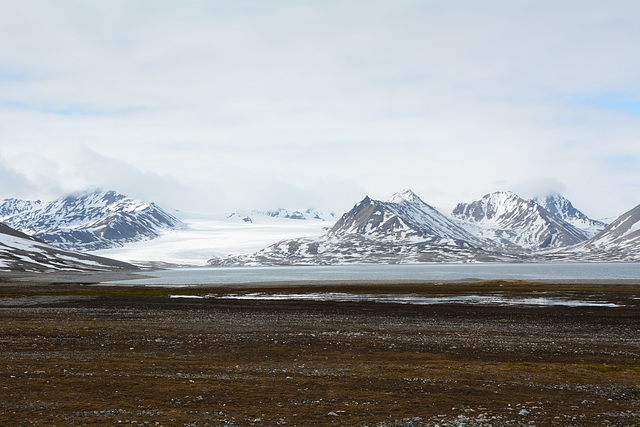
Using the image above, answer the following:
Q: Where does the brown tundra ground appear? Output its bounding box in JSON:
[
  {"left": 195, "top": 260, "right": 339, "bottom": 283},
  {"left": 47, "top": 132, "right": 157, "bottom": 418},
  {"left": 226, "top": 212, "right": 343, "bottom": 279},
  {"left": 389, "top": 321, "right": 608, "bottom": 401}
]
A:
[{"left": 0, "top": 275, "right": 639, "bottom": 426}]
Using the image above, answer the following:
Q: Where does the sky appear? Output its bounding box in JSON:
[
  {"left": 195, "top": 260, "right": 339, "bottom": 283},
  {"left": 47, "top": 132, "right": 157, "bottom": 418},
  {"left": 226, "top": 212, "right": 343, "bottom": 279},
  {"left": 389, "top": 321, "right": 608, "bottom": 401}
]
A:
[{"left": 1, "top": 0, "right": 640, "bottom": 219}]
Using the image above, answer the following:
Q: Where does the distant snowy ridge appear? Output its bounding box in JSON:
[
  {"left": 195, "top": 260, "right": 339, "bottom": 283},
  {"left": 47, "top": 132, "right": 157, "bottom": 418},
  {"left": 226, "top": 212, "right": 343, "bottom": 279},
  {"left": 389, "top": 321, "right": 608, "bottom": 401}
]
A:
[
  {"left": 0, "top": 190, "right": 185, "bottom": 252},
  {"left": 0, "top": 223, "right": 137, "bottom": 272},
  {"left": 0, "top": 198, "right": 43, "bottom": 219},
  {"left": 225, "top": 208, "right": 336, "bottom": 223}
]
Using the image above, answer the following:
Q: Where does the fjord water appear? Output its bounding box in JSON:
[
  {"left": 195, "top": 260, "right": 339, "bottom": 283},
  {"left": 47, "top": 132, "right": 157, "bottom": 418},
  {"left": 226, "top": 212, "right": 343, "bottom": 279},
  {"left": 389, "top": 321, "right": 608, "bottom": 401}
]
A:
[{"left": 110, "top": 262, "right": 640, "bottom": 286}]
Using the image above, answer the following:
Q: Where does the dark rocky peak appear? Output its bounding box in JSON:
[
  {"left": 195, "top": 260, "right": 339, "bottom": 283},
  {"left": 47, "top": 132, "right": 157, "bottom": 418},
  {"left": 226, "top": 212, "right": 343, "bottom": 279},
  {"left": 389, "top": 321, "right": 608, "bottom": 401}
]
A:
[{"left": 328, "top": 196, "right": 380, "bottom": 236}]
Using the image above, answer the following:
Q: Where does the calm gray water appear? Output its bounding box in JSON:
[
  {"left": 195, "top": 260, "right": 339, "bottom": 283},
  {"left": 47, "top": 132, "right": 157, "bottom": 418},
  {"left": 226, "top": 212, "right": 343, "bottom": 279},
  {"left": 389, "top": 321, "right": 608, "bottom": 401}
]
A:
[{"left": 109, "top": 263, "right": 640, "bottom": 286}]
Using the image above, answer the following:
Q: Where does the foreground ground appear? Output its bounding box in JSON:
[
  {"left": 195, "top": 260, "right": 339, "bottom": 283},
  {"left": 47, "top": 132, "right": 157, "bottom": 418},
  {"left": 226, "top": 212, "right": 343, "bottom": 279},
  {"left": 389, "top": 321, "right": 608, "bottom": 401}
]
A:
[{"left": 0, "top": 277, "right": 639, "bottom": 426}]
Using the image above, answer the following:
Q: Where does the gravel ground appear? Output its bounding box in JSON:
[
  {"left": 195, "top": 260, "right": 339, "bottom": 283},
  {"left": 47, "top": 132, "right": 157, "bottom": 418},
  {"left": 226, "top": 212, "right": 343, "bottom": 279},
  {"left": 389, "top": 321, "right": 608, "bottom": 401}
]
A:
[{"left": 0, "top": 280, "right": 639, "bottom": 426}]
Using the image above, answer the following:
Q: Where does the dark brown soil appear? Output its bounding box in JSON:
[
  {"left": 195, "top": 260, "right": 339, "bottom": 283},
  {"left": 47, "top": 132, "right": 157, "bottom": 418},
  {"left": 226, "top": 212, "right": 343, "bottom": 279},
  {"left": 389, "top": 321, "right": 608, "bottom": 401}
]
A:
[{"left": 1, "top": 281, "right": 639, "bottom": 426}]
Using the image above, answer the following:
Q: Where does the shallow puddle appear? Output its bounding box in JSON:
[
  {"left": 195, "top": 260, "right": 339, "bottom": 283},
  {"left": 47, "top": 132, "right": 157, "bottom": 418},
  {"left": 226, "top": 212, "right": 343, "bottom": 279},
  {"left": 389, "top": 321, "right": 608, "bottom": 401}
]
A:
[{"left": 170, "top": 292, "right": 622, "bottom": 307}]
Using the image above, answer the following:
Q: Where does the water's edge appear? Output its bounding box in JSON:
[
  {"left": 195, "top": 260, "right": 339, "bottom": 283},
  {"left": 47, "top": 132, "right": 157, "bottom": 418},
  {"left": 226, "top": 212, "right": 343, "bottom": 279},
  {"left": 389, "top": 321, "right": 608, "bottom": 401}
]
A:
[{"left": 107, "top": 262, "right": 640, "bottom": 286}]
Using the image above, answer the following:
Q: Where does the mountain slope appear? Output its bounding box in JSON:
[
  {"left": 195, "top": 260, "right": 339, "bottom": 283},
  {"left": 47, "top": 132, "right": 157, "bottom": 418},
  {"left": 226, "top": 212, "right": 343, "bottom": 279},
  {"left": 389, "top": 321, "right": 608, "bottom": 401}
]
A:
[
  {"left": 533, "top": 193, "right": 607, "bottom": 238},
  {"left": 452, "top": 191, "right": 588, "bottom": 250},
  {"left": 0, "top": 190, "right": 185, "bottom": 251},
  {"left": 209, "top": 190, "right": 513, "bottom": 265},
  {"left": 0, "top": 198, "right": 43, "bottom": 219},
  {"left": 544, "top": 203, "right": 640, "bottom": 262},
  {"left": 0, "top": 223, "right": 138, "bottom": 272}
]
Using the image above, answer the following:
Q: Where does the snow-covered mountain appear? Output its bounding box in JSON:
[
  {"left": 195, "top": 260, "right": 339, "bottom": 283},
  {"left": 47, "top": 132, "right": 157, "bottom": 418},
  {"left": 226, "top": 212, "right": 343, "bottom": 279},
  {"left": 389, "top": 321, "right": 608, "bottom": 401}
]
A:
[
  {"left": 329, "top": 189, "right": 479, "bottom": 245},
  {"left": 451, "top": 191, "right": 588, "bottom": 250},
  {"left": 544, "top": 203, "right": 640, "bottom": 262},
  {"left": 226, "top": 208, "right": 337, "bottom": 223},
  {"left": 3, "top": 187, "right": 628, "bottom": 267},
  {"left": 0, "top": 190, "right": 185, "bottom": 252},
  {"left": 0, "top": 198, "right": 43, "bottom": 219},
  {"left": 209, "top": 190, "right": 513, "bottom": 266},
  {"left": 532, "top": 193, "right": 607, "bottom": 238},
  {"left": 0, "top": 223, "right": 137, "bottom": 272}
]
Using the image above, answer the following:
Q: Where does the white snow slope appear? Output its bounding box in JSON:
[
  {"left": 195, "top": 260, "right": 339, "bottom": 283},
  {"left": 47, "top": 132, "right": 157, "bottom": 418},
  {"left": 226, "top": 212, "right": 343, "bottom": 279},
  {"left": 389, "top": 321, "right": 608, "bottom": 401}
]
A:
[{"left": 90, "top": 210, "right": 336, "bottom": 266}]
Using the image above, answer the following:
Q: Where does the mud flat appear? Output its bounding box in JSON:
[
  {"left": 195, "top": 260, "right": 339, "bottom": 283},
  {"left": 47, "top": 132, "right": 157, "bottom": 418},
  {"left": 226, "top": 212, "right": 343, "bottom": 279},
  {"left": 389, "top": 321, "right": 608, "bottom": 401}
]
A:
[{"left": 1, "top": 278, "right": 639, "bottom": 426}]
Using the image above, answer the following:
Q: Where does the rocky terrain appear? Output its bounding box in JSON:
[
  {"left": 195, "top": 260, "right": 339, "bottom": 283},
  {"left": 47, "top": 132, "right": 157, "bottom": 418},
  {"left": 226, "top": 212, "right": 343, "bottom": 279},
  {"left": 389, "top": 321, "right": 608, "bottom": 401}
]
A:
[
  {"left": 0, "top": 278, "right": 638, "bottom": 425},
  {"left": 0, "top": 223, "right": 137, "bottom": 272}
]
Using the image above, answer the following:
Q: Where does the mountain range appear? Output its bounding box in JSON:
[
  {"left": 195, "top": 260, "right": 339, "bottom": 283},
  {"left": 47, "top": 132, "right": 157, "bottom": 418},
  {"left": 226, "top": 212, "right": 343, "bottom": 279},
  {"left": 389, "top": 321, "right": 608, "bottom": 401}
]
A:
[
  {"left": 226, "top": 208, "right": 337, "bottom": 223},
  {"left": 209, "top": 189, "right": 640, "bottom": 266},
  {"left": 210, "top": 190, "right": 516, "bottom": 265},
  {"left": 1, "top": 187, "right": 638, "bottom": 269}
]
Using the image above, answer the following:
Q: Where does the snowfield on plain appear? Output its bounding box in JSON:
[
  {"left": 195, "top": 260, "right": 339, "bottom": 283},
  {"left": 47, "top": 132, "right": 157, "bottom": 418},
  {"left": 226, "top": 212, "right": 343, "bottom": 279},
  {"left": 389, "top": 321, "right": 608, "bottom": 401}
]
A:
[{"left": 90, "top": 210, "right": 336, "bottom": 266}]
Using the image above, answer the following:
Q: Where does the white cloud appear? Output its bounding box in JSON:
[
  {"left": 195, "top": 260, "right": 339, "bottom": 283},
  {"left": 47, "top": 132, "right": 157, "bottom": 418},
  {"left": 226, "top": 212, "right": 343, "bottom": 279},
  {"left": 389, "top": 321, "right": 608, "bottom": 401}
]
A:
[
  {"left": 1, "top": 1, "right": 640, "bottom": 218},
  {"left": 0, "top": 158, "right": 33, "bottom": 198}
]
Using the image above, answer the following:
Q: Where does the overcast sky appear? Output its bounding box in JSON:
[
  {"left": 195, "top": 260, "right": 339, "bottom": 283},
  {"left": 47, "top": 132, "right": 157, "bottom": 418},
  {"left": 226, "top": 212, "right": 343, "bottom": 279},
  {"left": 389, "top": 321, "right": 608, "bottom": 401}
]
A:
[{"left": 1, "top": 0, "right": 639, "bottom": 219}]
